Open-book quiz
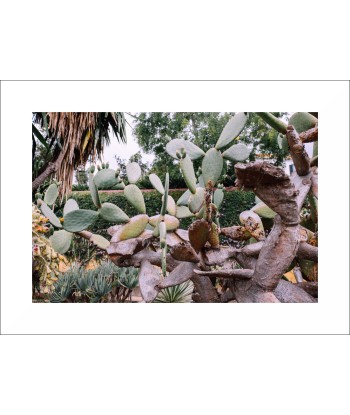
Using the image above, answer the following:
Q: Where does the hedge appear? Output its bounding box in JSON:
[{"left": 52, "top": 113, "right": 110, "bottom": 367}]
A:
[{"left": 68, "top": 189, "right": 255, "bottom": 234}]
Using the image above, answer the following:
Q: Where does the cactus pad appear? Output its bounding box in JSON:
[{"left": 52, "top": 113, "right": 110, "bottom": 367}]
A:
[
  {"left": 49, "top": 230, "right": 73, "bottom": 254},
  {"left": 213, "top": 188, "right": 224, "bottom": 209},
  {"left": 149, "top": 173, "right": 165, "bottom": 194},
  {"left": 94, "top": 168, "right": 119, "bottom": 189},
  {"left": 40, "top": 201, "right": 62, "bottom": 228},
  {"left": 126, "top": 162, "right": 142, "bottom": 184},
  {"left": 149, "top": 214, "right": 180, "bottom": 231},
  {"left": 90, "top": 234, "right": 110, "bottom": 249},
  {"left": 289, "top": 112, "right": 317, "bottom": 133},
  {"left": 166, "top": 138, "right": 205, "bottom": 160},
  {"left": 124, "top": 184, "right": 146, "bottom": 214},
  {"left": 222, "top": 142, "right": 251, "bottom": 162},
  {"left": 277, "top": 133, "right": 289, "bottom": 152},
  {"left": 175, "top": 206, "right": 194, "bottom": 219},
  {"left": 239, "top": 210, "right": 265, "bottom": 241},
  {"left": 88, "top": 173, "right": 101, "bottom": 208},
  {"left": 179, "top": 155, "right": 197, "bottom": 194},
  {"left": 160, "top": 173, "right": 169, "bottom": 217},
  {"left": 44, "top": 183, "right": 59, "bottom": 206},
  {"left": 189, "top": 219, "right": 210, "bottom": 252},
  {"left": 63, "top": 209, "right": 99, "bottom": 232},
  {"left": 202, "top": 148, "right": 223, "bottom": 187},
  {"left": 165, "top": 195, "right": 177, "bottom": 216},
  {"left": 215, "top": 112, "right": 248, "bottom": 150},
  {"left": 176, "top": 189, "right": 191, "bottom": 206},
  {"left": 111, "top": 214, "right": 149, "bottom": 242},
  {"left": 63, "top": 199, "right": 79, "bottom": 216},
  {"left": 99, "top": 202, "right": 130, "bottom": 223},
  {"left": 188, "top": 187, "right": 205, "bottom": 214},
  {"left": 251, "top": 202, "right": 276, "bottom": 219}
]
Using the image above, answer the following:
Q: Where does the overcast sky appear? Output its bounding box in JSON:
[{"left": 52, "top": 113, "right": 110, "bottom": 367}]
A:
[{"left": 87, "top": 113, "right": 155, "bottom": 171}]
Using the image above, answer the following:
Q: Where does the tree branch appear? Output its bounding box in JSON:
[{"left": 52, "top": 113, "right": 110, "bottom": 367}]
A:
[
  {"left": 286, "top": 125, "right": 310, "bottom": 176},
  {"left": 194, "top": 269, "right": 253, "bottom": 279},
  {"left": 299, "top": 126, "right": 318, "bottom": 143}
]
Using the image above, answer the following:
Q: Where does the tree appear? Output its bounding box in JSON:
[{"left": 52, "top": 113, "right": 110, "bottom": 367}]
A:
[
  {"left": 38, "top": 112, "right": 318, "bottom": 303},
  {"left": 132, "top": 112, "right": 288, "bottom": 187},
  {"left": 32, "top": 112, "right": 127, "bottom": 197}
]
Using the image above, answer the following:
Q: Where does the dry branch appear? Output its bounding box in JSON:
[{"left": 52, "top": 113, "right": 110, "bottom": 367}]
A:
[
  {"left": 286, "top": 125, "right": 310, "bottom": 176},
  {"left": 299, "top": 126, "right": 318, "bottom": 143}
]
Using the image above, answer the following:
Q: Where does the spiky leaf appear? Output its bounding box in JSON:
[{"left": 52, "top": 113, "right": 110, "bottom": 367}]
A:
[
  {"left": 213, "top": 188, "right": 224, "bottom": 209},
  {"left": 188, "top": 187, "right": 205, "bottom": 214},
  {"left": 175, "top": 206, "right": 194, "bottom": 219},
  {"left": 189, "top": 219, "right": 210, "bottom": 252},
  {"left": 99, "top": 202, "right": 130, "bottom": 223},
  {"left": 94, "top": 168, "right": 119, "bottom": 189},
  {"left": 63, "top": 209, "right": 99, "bottom": 232},
  {"left": 126, "top": 162, "right": 142, "bottom": 184},
  {"left": 124, "top": 184, "right": 146, "bottom": 214},
  {"left": 202, "top": 148, "right": 223, "bottom": 187},
  {"left": 49, "top": 230, "right": 72, "bottom": 254},
  {"left": 215, "top": 112, "right": 248, "bottom": 149},
  {"left": 111, "top": 214, "right": 149, "bottom": 242},
  {"left": 179, "top": 155, "right": 197, "bottom": 194},
  {"left": 44, "top": 183, "right": 59, "bottom": 206},
  {"left": 149, "top": 173, "right": 164, "bottom": 194},
  {"left": 63, "top": 199, "right": 79, "bottom": 216},
  {"left": 222, "top": 142, "right": 251, "bottom": 162},
  {"left": 90, "top": 234, "right": 110, "bottom": 249},
  {"left": 166, "top": 139, "right": 205, "bottom": 160},
  {"left": 40, "top": 201, "right": 62, "bottom": 228},
  {"left": 88, "top": 174, "right": 101, "bottom": 208},
  {"left": 289, "top": 112, "right": 317, "bottom": 133}
]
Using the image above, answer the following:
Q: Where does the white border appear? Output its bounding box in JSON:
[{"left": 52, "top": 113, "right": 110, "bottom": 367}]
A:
[{"left": 1, "top": 80, "right": 349, "bottom": 334}]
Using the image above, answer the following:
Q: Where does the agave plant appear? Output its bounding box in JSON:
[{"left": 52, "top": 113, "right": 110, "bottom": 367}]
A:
[{"left": 154, "top": 281, "right": 194, "bottom": 303}]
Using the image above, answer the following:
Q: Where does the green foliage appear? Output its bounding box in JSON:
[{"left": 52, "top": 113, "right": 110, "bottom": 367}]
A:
[
  {"left": 154, "top": 280, "right": 194, "bottom": 303},
  {"left": 44, "top": 183, "right": 59, "bottom": 206},
  {"left": 50, "top": 262, "right": 140, "bottom": 303},
  {"left": 69, "top": 189, "right": 255, "bottom": 232}
]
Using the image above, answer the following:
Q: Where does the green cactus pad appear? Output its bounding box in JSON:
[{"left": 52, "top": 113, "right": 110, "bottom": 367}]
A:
[
  {"left": 126, "top": 162, "right": 142, "bottom": 184},
  {"left": 115, "top": 182, "right": 125, "bottom": 190},
  {"left": 40, "top": 201, "right": 62, "bottom": 228},
  {"left": 165, "top": 195, "right": 177, "bottom": 216},
  {"left": 63, "top": 209, "right": 99, "bottom": 232},
  {"left": 112, "top": 214, "right": 149, "bottom": 242},
  {"left": 197, "top": 175, "right": 205, "bottom": 188},
  {"left": 176, "top": 189, "right": 191, "bottom": 206},
  {"left": 94, "top": 168, "right": 119, "bottom": 189},
  {"left": 251, "top": 202, "right": 276, "bottom": 219},
  {"left": 124, "top": 184, "right": 146, "bottom": 214},
  {"left": 277, "top": 133, "right": 289, "bottom": 152},
  {"left": 195, "top": 205, "right": 208, "bottom": 220},
  {"left": 222, "top": 142, "right": 251, "bottom": 162},
  {"left": 202, "top": 148, "right": 223, "bottom": 187},
  {"left": 88, "top": 173, "right": 101, "bottom": 209},
  {"left": 188, "top": 187, "right": 205, "bottom": 214},
  {"left": 149, "top": 173, "right": 165, "bottom": 194},
  {"left": 149, "top": 214, "right": 180, "bottom": 231},
  {"left": 90, "top": 234, "right": 110, "bottom": 249},
  {"left": 313, "top": 141, "right": 318, "bottom": 158},
  {"left": 99, "top": 202, "right": 130, "bottom": 223},
  {"left": 213, "top": 188, "right": 224, "bottom": 209},
  {"left": 175, "top": 205, "right": 194, "bottom": 219},
  {"left": 49, "top": 230, "right": 73, "bottom": 254},
  {"left": 159, "top": 221, "right": 167, "bottom": 243},
  {"left": 215, "top": 112, "right": 248, "bottom": 150},
  {"left": 289, "top": 112, "right": 317, "bottom": 133},
  {"left": 63, "top": 199, "right": 79, "bottom": 216},
  {"left": 166, "top": 138, "right": 205, "bottom": 160},
  {"left": 256, "top": 113, "right": 287, "bottom": 134},
  {"left": 179, "top": 155, "right": 197, "bottom": 194},
  {"left": 44, "top": 183, "right": 59, "bottom": 206}
]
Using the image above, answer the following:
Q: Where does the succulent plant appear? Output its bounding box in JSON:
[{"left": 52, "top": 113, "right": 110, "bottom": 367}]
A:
[
  {"left": 63, "top": 209, "right": 99, "bottom": 232},
  {"left": 215, "top": 112, "right": 248, "bottom": 149},
  {"left": 44, "top": 183, "right": 59, "bottom": 206},
  {"left": 126, "top": 162, "right": 142, "bottom": 184},
  {"left": 124, "top": 184, "right": 146, "bottom": 214},
  {"left": 202, "top": 148, "right": 223, "bottom": 187},
  {"left": 99, "top": 202, "right": 130, "bottom": 224}
]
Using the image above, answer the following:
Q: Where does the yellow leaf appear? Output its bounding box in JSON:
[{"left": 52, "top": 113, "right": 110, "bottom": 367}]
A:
[{"left": 283, "top": 271, "right": 297, "bottom": 283}]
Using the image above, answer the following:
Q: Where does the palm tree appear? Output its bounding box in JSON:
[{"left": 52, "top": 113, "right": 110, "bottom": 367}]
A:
[{"left": 32, "top": 112, "right": 127, "bottom": 197}]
